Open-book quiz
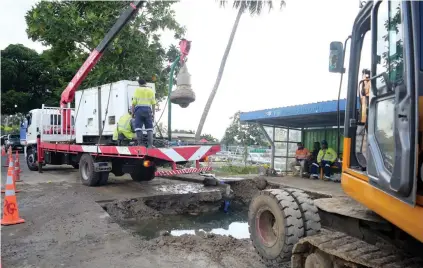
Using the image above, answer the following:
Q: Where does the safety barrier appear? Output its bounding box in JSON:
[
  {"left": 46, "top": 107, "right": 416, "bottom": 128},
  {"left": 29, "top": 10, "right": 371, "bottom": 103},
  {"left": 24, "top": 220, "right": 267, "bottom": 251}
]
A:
[{"left": 40, "top": 105, "right": 76, "bottom": 142}]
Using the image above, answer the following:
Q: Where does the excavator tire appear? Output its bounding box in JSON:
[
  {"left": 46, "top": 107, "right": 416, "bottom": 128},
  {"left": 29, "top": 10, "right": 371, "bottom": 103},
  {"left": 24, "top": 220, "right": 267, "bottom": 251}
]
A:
[
  {"left": 248, "top": 189, "right": 304, "bottom": 266},
  {"left": 284, "top": 188, "right": 321, "bottom": 236},
  {"left": 291, "top": 229, "right": 423, "bottom": 268}
]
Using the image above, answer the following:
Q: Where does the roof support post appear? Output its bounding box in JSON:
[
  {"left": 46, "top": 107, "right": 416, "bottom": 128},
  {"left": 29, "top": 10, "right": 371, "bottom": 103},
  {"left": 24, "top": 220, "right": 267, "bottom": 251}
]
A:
[
  {"left": 286, "top": 127, "right": 290, "bottom": 174},
  {"left": 258, "top": 123, "right": 274, "bottom": 170}
]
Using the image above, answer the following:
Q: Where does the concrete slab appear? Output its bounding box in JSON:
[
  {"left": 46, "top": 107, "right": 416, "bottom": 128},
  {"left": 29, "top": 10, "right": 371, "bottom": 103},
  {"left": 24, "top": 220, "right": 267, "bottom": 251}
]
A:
[
  {"left": 168, "top": 173, "right": 345, "bottom": 198},
  {"left": 266, "top": 176, "right": 346, "bottom": 197}
]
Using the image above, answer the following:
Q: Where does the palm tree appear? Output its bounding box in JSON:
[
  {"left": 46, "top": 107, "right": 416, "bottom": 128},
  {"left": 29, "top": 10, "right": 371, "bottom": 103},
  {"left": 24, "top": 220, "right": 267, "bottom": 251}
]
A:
[{"left": 195, "top": 0, "right": 285, "bottom": 141}]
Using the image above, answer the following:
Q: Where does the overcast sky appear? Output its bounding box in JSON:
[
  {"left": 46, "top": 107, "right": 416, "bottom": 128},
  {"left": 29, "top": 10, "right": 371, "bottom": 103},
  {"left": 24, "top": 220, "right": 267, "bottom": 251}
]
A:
[{"left": 0, "top": 0, "right": 371, "bottom": 139}]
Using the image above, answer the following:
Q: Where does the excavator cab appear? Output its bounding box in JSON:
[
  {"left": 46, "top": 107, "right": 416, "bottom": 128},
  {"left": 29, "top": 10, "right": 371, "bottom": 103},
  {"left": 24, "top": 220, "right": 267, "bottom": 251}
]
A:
[
  {"left": 329, "top": 0, "right": 422, "bottom": 240},
  {"left": 247, "top": 2, "right": 423, "bottom": 267}
]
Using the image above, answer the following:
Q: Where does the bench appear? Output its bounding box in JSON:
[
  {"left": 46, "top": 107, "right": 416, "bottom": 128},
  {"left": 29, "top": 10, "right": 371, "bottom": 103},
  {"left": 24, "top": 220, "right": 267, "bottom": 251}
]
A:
[{"left": 319, "top": 161, "right": 342, "bottom": 180}]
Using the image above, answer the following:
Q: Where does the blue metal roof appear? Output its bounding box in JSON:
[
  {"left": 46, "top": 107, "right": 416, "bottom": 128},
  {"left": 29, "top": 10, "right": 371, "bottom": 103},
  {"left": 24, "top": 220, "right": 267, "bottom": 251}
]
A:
[{"left": 240, "top": 99, "right": 356, "bottom": 128}]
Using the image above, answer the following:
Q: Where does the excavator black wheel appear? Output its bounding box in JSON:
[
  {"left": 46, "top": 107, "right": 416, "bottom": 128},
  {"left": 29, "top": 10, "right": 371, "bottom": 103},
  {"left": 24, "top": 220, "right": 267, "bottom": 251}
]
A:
[
  {"left": 249, "top": 188, "right": 321, "bottom": 266},
  {"left": 248, "top": 189, "right": 305, "bottom": 265}
]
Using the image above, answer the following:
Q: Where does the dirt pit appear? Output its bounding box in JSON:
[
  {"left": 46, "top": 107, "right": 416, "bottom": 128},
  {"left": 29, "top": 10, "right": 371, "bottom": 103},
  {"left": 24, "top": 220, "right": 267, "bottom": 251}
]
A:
[
  {"left": 121, "top": 205, "right": 249, "bottom": 240},
  {"left": 99, "top": 178, "right": 289, "bottom": 267}
]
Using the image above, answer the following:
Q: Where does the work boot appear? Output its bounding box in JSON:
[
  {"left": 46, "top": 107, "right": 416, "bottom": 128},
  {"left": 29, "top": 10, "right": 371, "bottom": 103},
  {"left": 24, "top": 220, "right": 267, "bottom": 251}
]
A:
[
  {"left": 136, "top": 131, "right": 143, "bottom": 146},
  {"left": 147, "top": 131, "right": 154, "bottom": 148}
]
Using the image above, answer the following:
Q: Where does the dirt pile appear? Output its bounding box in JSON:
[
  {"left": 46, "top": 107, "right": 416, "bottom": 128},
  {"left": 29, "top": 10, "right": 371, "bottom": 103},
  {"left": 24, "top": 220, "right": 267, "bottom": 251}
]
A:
[
  {"left": 104, "top": 198, "right": 162, "bottom": 220},
  {"left": 230, "top": 177, "right": 279, "bottom": 204},
  {"left": 103, "top": 190, "right": 224, "bottom": 221},
  {"left": 144, "top": 234, "right": 265, "bottom": 266}
]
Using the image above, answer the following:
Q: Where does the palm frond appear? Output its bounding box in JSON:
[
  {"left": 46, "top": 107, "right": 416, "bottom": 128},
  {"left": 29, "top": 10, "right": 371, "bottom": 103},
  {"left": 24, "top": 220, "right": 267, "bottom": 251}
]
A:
[{"left": 220, "top": 0, "right": 285, "bottom": 15}]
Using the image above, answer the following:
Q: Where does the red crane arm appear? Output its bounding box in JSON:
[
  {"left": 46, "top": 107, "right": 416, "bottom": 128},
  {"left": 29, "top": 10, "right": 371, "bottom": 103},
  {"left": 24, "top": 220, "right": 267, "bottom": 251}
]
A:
[{"left": 60, "top": 1, "right": 145, "bottom": 106}]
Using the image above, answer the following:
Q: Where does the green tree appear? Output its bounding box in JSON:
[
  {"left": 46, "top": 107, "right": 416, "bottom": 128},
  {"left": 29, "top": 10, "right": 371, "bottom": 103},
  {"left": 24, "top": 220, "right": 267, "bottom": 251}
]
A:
[
  {"left": 1, "top": 44, "right": 60, "bottom": 114},
  {"left": 195, "top": 0, "right": 285, "bottom": 141},
  {"left": 200, "top": 133, "right": 219, "bottom": 142},
  {"left": 25, "top": 0, "right": 185, "bottom": 102},
  {"left": 221, "top": 111, "right": 269, "bottom": 147}
]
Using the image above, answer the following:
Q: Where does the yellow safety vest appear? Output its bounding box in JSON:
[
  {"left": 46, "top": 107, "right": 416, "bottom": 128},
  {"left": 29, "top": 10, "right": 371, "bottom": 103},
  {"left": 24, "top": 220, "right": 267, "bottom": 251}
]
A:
[
  {"left": 112, "top": 113, "right": 134, "bottom": 140},
  {"left": 132, "top": 86, "right": 156, "bottom": 107}
]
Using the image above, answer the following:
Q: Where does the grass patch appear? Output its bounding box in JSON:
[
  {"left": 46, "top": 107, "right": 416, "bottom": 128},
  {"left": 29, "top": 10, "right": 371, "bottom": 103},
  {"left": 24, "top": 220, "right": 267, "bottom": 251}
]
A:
[{"left": 214, "top": 165, "right": 259, "bottom": 175}]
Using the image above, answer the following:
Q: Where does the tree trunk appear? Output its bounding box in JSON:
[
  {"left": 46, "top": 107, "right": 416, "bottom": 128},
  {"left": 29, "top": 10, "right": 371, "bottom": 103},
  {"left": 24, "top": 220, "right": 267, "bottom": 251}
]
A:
[{"left": 195, "top": 7, "right": 243, "bottom": 141}]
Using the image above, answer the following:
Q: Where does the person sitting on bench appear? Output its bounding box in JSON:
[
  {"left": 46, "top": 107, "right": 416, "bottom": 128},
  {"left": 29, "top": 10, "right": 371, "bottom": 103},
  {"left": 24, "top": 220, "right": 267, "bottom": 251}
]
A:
[
  {"left": 310, "top": 140, "right": 337, "bottom": 180},
  {"left": 289, "top": 142, "right": 310, "bottom": 176}
]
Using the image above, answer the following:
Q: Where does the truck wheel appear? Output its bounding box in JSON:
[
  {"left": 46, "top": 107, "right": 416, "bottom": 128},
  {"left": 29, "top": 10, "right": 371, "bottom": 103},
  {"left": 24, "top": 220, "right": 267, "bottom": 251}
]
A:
[
  {"left": 26, "top": 147, "right": 39, "bottom": 171},
  {"left": 79, "top": 153, "right": 101, "bottom": 186},
  {"left": 97, "top": 172, "right": 109, "bottom": 186},
  {"left": 130, "top": 166, "right": 156, "bottom": 182},
  {"left": 248, "top": 189, "right": 304, "bottom": 265},
  {"left": 284, "top": 188, "right": 321, "bottom": 237}
]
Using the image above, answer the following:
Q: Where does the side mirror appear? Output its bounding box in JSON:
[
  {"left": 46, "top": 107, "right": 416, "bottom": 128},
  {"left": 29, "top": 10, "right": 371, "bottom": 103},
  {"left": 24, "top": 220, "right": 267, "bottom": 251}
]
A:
[{"left": 329, "top": 41, "right": 345, "bottom": 73}]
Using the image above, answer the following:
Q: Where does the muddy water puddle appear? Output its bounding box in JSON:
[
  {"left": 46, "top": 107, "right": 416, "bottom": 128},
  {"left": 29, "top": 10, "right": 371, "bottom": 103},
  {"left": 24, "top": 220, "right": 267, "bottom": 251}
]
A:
[
  {"left": 121, "top": 208, "right": 249, "bottom": 240},
  {"left": 153, "top": 183, "right": 221, "bottom": 194}
]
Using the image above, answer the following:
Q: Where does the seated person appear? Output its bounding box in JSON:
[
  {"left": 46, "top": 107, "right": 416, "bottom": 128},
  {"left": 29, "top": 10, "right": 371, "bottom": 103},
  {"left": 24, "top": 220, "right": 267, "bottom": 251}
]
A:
[
  {"left": 112, "top": 110, "right": 135, "bottom": 145},
  {"left": 309, "top": 142, "right": 321, "bottom": 164},
  {"left": 310, "top": 140, "right": 337, "bottom": 180},
  {"left": 289, "top": 142, "right": 310, "bottom": 176}
]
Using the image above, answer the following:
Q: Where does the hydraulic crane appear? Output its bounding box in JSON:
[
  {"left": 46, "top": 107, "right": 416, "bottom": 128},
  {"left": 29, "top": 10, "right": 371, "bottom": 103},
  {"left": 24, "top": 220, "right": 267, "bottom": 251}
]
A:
[
  {"left": 59, "top": 1, "right": 193, "bottom": 133},
  {"left": 23, "top": 1, "right": 218, "bottom": 186}
]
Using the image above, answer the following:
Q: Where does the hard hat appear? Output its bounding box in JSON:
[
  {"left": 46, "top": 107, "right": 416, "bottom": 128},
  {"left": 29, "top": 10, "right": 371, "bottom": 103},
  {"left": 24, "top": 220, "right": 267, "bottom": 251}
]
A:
[{"left": 321, "top": 140, "right": 328, "bottom": 146}]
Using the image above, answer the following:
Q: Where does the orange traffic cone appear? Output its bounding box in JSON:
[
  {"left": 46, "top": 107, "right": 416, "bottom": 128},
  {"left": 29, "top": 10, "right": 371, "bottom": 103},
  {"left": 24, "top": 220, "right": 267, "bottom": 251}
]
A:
[
  {"left": 1, "top": 160, "right": 20, "bottom": 193},
  {"left": 14, "top": 157, "right": 22, "bottom": 182},
  {"left": 1, "top": 146, "right": 5, "bottom": 156},
  {"left": 15, "top": 150, "right": 22, "bottom": 173},
  {"left": 0, "top": 161, "right": 25, "bottom": 225},
  {"left": 3, "top": 148, "right": 10, "bottom": 167}
]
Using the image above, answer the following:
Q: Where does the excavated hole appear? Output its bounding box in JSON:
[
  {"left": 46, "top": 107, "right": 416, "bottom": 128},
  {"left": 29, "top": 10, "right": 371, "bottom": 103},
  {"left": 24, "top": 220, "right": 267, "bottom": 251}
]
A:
[
  {"left": 98, "top": 178, "right": 328, "bottom": 241},
  {"left": 99, "top": 193, "right": 250, "bottom": 240},
  {"left": 97, "top": 178, "right": 281, "bottom": 240}
]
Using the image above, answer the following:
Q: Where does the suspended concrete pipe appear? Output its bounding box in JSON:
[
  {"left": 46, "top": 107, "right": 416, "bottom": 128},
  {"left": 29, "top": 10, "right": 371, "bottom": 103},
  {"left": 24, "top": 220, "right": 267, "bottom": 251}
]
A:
[{"left": 170, "top": 63, "right": 196, "bottom": 108}]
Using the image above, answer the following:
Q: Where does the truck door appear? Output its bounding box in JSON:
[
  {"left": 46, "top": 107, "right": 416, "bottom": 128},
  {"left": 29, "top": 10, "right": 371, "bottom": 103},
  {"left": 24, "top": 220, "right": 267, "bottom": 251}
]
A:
[{"left": 367, "top": 0, "right": 418, "bottom": 205}]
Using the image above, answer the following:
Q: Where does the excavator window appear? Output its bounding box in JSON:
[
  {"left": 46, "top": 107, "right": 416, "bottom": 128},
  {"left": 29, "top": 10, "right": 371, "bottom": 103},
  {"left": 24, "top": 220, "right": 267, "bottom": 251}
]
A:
[{"left": 372, "top": 0, "right": 404, "bottom": 173}]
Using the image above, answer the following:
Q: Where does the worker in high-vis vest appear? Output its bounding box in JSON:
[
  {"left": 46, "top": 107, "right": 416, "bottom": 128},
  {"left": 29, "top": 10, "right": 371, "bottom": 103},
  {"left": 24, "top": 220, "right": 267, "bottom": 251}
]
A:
[
  {"left": 132, "top": 78, "right": 156, "bottom": 147},
  {"left": 113, "top": 111, "right": 135, "bottom": 145}
]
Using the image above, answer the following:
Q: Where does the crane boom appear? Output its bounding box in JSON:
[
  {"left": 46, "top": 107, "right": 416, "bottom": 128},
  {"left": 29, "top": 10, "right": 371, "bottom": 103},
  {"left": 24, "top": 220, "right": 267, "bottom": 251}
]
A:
[{"left": 60, "top": 1, "right": 145, "bottom": 106}]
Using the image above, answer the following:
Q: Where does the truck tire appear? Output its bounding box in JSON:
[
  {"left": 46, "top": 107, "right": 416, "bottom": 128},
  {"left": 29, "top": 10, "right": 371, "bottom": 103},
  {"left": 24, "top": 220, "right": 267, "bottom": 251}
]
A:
[
  {"left": 26, "top": 147, "right": 39, "bottom": 171},
  {"left": 79, "top": 153, "right": 101, "bottom": 186},
  {"left": 248, "top": 189, "right": 304, "bottom": 265},
  {"left": 130, "top": 166, "right": 156, "bottom": 182},
  {"left": 284, "top": 188, "right": 321, "bottom": 237},
  {"left": 97, "top": 172, "right": 109, "bottom": 186}
]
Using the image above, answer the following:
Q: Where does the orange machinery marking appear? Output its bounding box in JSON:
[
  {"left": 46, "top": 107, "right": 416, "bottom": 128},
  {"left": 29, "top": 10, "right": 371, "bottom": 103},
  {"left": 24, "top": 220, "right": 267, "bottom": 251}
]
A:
[
  {"left": 344, "top": 168, "right": 423, "bottom": 206},
  {"left": 342, "top": 172, "right": 423, "bottom": 243},
  {"left": 342, "top": 138, "right": 351, "bottom": 170}
]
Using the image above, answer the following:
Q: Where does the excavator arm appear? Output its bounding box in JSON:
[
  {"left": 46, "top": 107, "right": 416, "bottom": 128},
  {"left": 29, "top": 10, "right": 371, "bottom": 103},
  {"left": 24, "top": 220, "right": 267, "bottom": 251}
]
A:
[{"left": 60, "top": 1, "right": 145, "bottom": 106}]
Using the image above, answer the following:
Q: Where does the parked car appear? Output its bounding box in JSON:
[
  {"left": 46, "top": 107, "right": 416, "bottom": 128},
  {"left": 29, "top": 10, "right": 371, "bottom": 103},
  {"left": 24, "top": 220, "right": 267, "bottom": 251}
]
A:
[
  {"left": 1, "top": 135, "right": 7, "bottom": 146},
  {"left": 5, "top": 134, "right": 23, "bottom": 151}
]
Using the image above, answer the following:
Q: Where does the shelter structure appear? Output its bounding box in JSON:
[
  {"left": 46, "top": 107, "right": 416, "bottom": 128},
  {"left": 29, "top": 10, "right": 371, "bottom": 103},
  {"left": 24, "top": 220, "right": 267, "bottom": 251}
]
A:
[{"left": 240, "top": 99, "right": 356, "bottom": 172}]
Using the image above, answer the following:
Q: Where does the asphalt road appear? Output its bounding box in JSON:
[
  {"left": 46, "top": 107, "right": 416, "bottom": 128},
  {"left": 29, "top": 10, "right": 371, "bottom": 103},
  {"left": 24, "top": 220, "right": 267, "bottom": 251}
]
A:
[{"left": 0, "top": 153, "right": 266, "bottom": 268}]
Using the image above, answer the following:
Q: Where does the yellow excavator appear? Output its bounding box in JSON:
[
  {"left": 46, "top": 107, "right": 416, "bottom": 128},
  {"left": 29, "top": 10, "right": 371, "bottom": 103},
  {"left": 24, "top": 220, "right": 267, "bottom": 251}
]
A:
[{"left": 248, "top": 1, "right": 423, "bottom": 267}]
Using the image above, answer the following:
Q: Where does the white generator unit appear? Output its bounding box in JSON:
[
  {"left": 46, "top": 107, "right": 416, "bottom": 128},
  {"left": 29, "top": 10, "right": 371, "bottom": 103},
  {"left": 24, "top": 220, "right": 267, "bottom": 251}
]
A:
[{"left": 74, "top": 80, "right": 156, "bottom": 144}]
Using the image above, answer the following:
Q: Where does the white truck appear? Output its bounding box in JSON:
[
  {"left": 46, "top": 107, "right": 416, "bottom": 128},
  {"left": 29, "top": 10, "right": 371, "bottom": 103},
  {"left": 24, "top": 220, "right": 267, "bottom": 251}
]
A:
[{"left": 22, "top": 80, "right": 156, "bottom": 149}]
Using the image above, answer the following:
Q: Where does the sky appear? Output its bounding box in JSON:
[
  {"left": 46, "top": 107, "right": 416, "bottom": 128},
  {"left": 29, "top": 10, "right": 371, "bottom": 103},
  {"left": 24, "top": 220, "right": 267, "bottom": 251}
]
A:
[{"left": 0, "top": 0, "right": 371, "bottom": 139}]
